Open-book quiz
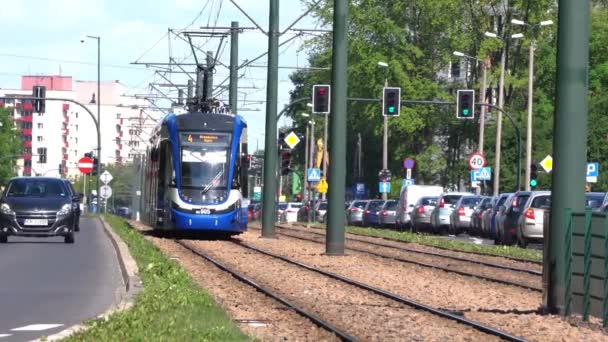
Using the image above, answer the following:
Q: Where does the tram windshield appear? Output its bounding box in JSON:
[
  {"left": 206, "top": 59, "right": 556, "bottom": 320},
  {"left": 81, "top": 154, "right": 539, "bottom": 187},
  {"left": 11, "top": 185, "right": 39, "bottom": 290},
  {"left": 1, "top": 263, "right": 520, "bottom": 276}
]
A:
[{"left": 180, "top": 134, "right": 231, "bottom": 191}]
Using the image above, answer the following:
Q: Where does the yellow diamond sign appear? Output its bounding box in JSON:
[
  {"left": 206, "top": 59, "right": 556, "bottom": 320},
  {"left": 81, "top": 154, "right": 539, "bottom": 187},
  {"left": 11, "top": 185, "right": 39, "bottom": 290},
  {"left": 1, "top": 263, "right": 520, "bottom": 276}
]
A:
[
  {"left": 540, "top": 155, "right": 553, "bottom": 173},
  {"left": 317, "top": 178, "right": 328, "bottom": 194},
  {"left": 284, "top": 131, "right": 300, "bottom": 149}
]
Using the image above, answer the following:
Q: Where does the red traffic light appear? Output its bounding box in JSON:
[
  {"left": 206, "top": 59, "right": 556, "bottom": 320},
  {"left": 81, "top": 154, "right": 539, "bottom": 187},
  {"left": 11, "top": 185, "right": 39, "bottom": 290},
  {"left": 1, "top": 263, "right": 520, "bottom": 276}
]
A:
[{"left": 312, "top": 84, "right": 331, "bottom": 114}]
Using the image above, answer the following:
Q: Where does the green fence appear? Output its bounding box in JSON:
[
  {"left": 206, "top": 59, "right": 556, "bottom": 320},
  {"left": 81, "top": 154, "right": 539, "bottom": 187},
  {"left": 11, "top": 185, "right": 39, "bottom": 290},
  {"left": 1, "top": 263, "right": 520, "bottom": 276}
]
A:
[{"left": 563, "top": 208, "right": 608, "bottom": 326}]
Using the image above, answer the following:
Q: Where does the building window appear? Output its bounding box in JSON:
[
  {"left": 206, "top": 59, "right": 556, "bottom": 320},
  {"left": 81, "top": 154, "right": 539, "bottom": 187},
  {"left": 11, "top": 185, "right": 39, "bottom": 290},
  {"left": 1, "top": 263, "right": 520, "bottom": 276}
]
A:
[
  {"left": 37, "top": 123, "right": 43, "bottom": 129},
  {"left": 116, "top": 113, "right": 121, "bottom": 119},
  {"left": 37, "top": 147, "right": 47, "bottom": 164},
  {"left": 24, "top": 160, "right": 32, "bottom": 167},
  {"left": 37, "top": 136, "right": 43, "bottom": 142}
]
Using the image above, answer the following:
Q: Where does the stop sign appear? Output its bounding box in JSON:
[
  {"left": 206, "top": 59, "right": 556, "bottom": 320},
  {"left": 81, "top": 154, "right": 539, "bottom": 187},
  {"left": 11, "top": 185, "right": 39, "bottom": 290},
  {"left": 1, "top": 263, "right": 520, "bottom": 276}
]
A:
[{"left": 78, "top": 157, "right": 94, "bottom": 174}]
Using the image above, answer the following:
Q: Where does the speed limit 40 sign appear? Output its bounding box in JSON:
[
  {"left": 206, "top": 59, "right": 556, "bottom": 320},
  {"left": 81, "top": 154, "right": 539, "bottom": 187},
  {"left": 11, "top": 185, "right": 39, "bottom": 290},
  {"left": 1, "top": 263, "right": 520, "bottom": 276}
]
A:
[{"left": 468, "top": 152, "right": 486, "bottom": 170}]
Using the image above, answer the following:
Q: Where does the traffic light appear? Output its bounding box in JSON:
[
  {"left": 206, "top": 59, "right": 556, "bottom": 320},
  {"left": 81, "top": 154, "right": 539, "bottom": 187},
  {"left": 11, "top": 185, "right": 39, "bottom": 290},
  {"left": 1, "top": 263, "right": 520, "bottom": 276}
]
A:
[
  {"left": 530, "top": 163, "right": 538, "bottom": 188},
  {"left": 280, "top": 151, "right": 291, "bottom": 176},
  {"left": 382, "top": 87, "right": 401, "bottom": 116},
  {"left": 456, "top": 89, "right": 475, "bottom": 119},
  {"left": 312, "top": 85, "right": 330, "bottom": 114},
  {"left": 92, "top": 157, "right": 99, "bottom": 176},
  {"left": 278, "top": 131, "right": 287, "bottom": 152},
  {"left": 32, "top": 86, "right": 46, "bottom": 113}
]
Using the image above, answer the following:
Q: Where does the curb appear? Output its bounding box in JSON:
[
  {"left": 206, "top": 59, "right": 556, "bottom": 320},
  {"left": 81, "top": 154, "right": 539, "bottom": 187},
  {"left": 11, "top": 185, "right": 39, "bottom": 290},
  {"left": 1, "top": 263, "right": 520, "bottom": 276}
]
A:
[{"left": 35, "top": 216, "right": 142, "bottom": 341}]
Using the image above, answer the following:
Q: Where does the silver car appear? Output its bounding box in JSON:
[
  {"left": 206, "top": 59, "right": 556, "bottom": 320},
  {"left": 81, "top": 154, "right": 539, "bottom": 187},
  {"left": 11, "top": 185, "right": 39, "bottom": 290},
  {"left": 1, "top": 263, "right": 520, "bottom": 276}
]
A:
[
  {"left": 346, "top": 200, "right": 368, "bottom": 226},
  {"left": 449, "top": 196, "right": 482, "bottom": 235},
  {"left": 379, "top": 200, "right": 398, "bottom": 228},
  {"left": 410, "top": 196, "right": 438, "bottom": 233},
  {"left": 316, "top": 201, "right": 328, "bottom": 223},
  {"left": 517, "top": 191, "right": 550, "bottom": 247},
  {"left": 430, "top": 192, "right": 474, "bottom": 234}
]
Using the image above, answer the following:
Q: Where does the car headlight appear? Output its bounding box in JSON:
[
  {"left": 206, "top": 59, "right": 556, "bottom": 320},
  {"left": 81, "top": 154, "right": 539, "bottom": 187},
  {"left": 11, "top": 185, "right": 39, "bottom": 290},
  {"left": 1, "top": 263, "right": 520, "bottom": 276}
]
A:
[
  {"left": 1, "top": 203, "right": 14, "bottom": 216},
  {"left": 57, "top": 203, "right": 72, "bottom": 217}
]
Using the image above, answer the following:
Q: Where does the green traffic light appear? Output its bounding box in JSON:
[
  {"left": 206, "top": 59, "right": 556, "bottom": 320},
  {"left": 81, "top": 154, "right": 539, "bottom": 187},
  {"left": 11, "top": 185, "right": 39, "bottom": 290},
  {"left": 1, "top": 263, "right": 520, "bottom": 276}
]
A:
[
  {"left": 462, "top": 109, "right": 469, "bottom": 116},
  {"left": 388, "top": 106, "right": 395, "bottom": 113},
  {"left": 530, "top": 179, "right": 538, "bottom": 187}
]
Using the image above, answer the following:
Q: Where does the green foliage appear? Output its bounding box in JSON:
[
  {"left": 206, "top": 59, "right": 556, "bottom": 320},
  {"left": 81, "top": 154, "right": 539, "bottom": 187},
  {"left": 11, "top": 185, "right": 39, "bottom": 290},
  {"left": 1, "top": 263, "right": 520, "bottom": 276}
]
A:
[
  {"left": 62, "top": 215, "right": 250, "bottom": 341},
  {"left": 0, "top": 108, "right": 21, "bottom": 185},
  {"left": 71, "top": 163, "right": 137, "bottom": 209}
]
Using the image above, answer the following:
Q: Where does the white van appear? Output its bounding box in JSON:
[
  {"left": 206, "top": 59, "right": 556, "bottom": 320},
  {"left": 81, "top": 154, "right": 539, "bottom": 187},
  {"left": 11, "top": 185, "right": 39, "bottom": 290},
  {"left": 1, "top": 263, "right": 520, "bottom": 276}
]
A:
[{"left": 396, "top": 185, "right": 443, "bottom": 230}]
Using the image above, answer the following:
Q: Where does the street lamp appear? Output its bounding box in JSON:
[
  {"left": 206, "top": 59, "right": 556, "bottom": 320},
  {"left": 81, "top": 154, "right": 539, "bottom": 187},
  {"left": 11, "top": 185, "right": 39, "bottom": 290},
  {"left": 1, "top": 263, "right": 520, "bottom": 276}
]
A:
[
  {"left": 453, "top": 50, "right": 489, "bottom": 195},
  {"left": 511, "top": 18, "right": 554, "bottom": 190},
  {"left": 377, "top": 61, "right": 389, "bottom": 200},
  {"left": 81, "top": 34, "right": 101, "bottom": 205},
  {"left": 484, "top": 31, "right": 523, "bottom": 195}
]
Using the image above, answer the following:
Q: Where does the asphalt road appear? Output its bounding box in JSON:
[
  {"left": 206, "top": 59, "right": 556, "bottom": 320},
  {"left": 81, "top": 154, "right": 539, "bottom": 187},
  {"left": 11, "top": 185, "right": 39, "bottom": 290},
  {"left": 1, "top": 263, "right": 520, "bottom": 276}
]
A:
[{"left": 0, "top": 217, "right": 123, "bottom": 341}]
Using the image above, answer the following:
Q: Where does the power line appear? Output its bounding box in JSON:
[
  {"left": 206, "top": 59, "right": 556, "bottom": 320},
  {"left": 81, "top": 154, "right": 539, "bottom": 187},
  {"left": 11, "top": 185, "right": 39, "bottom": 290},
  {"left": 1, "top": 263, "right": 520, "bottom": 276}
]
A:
[{"left": 0, "top": 53, "right": 147, "bottom": 71}]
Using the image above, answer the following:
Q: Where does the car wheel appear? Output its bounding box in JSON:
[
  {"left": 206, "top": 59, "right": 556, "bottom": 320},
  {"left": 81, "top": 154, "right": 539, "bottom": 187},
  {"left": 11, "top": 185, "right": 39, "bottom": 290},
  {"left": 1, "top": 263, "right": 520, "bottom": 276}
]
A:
[
  {"left": 64, "top": 232, "right": 75, "bottom": 244},
  {"left": 0, "top": 235, "right": 7, "bottom": 243},
  {"left": 74, "top": 222, "right": 80, "bottom": 232},
  {"left": 518, "top": 231, "right": 528, "bottom": 248},
  {"left": 411, "top": 221, "right": 417, "bottom": 233}
]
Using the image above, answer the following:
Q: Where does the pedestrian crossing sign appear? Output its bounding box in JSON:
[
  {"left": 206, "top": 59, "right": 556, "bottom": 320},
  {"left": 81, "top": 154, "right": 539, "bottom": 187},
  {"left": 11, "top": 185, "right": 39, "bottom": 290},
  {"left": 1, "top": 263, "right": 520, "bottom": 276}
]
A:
[{"left": 307, "top": 168, "right": 321, "bottom": 182}]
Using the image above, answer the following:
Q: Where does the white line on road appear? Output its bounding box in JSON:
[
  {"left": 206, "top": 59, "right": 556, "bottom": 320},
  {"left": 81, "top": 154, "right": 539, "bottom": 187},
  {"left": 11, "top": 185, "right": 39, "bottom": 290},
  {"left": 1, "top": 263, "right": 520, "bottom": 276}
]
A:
[
  {"left": 0, "top": 334, "right": 12, "bottom": 338},
  {"left": 11, "top": 324, "right": 63, "bottom": 331}
]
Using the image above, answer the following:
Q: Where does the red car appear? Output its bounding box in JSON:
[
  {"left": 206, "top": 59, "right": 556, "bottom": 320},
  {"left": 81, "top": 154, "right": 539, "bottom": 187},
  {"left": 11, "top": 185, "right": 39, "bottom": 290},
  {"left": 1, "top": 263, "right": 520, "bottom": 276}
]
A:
[{"left": 248, "top": 203, "right": 262, "bottom": 221}]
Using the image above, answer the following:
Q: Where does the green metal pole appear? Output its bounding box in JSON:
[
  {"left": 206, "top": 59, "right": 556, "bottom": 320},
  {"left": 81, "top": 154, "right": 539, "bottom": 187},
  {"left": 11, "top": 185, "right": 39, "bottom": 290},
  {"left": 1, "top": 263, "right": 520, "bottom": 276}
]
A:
[
  {"left": 548, "top": 0, "right": 591, "bottom": 313},
  {"left": 97, "top": 37, "right": 101, "bottom": 211},
  {"left": 229, "top": 21, "right": 239, "bottom": 113},
  {"left": 206, "top": 51, "right": 214, "bottom": 98},
  {"left": 326, "top": 0, "right": 348, "bottom": 255},
  {"left": 261, "top": 0, "right": 279, "bottom": 238}
]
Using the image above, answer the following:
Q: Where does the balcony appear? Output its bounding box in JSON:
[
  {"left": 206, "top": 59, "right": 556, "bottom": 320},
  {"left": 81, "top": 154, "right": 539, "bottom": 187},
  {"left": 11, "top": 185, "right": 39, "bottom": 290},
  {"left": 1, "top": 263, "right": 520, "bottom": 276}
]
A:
[
  {"left": 23, "top": 141, "right": 32, "bottom": 148},
  {"left": 23, "top": 102, "right": 33, "bottom": 111},
  {"left": 21, "top": 115, "right": 32, "bottom": 123},
  {"left": 63, "top": 154, "right": 69, "bottom": 161},
  {"left": 22, "top": 153, "right": 32, "bottom": 160},
  {"left": 63, "top": 115, "right": 69, "bottom": 124},
  {"left": 62, "top": 128, "right": 69, "bottom": 136},
  {"left": 62, "top": 103, "right": 70, "bottom": 112},
  {"left": 23, "top": 167, "right": 32, "bottom": 176},
  {"left": 64, "top": 141, "right": 69, "bottom": 148},
  {"left": 21, "top": 128, "right": 32, "bottom": 135}
]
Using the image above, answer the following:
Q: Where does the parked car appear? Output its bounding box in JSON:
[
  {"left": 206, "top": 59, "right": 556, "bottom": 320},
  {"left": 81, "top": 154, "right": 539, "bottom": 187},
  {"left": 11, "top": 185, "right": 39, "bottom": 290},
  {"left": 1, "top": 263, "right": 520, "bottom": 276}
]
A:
[
  {"left": 379, "top": 200, "right": 398, "bottom": 228},
  {"left": 363, "top": 200, "right": 385, "bottom": 227},
  {"left": 585, "top": 192, "right": 605, "bottom": 211},
  {"left": 396, "top": 185, "right": 443, "bottom": 230},
  {"left": 471, "top": 196, "right": 493, "bottom": 236},
  {"left": 346, "top": 200, "right": 369, "bottom": 226},
  {"left": 277, "top": 202, "right": 288, "bottom": 221},
  {"left": 449, "top": 196, "right": 483, "bottom": 235},
  {"left": 247, "top": 203, "right": 262, "bottom": 221},
  {"left": 483, "top": 193, "right": 512, "bottom": 238},
  {"left": 430, "top": 192, "right": 474, "bottom": 234},
  {"left": 316, "top": 201, "right": 328, "bottom": 222},
  {"left": 496, "top": 191, "right": 531, "bottom": 245},
  {"left": 61, "top": 179, "right": 83, "bottom": 231},
  {"left": 297, "top": 200, "right": 315, "bottom": 221},
  {"left": 517, "top": 191, "right": 550, "bottom": 247},
  {"left": 410, "top": 196, "right": 438, "bottom": 233},
  {"left": 0, "top": 177, "right": 77, "bottom": 244},
  {"left": 280, "top": 202, "right": 302, "bottom": 223},
  {"left": 115, "top": 207, "right": 132, "bottom": 219}
]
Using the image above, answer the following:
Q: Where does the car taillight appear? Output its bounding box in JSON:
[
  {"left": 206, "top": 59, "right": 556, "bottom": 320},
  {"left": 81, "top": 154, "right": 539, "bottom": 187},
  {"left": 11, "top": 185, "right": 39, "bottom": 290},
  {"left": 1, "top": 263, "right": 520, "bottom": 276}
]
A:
[
  {"left": 525, "top": 208, "right": 535, "bottom": 220},
  {"left": 417, "top": 206, "right": 425, "bottom": 214},
  {"left": 458, "top": 207, "right": 465, "bottom": 216},
  {"left": 365, "top": 210, "right": 370, "bottom": 214},
  {"left": 478, "top": 212, "right": 483, "bottom": 219},
  {"left": 304, "top": 206, "right": 309, "bottom": 211},
  {"left": 381, "top": 210, "right": 388, "bottom": 216},
  {"left": 439, "top": 199, "right": 445, "bottom": 208},
  {"left": 350, "top": 208, "right": 359, "bottom": 212}
]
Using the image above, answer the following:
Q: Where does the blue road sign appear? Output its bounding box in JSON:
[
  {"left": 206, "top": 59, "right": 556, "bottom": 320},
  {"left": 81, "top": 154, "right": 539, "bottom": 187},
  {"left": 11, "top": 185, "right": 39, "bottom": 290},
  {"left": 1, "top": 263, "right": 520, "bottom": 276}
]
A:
[
  {"left": 356, "top": 183, "right": 366, "bottom": 195},
  {"left": 403, "top": 158, "right": 415, "bottom": 169},
  {"left": 307, "top": 168, "right": 321, "bottom": 182},
  {"left": 471, "top": 167, "right": 491, "bottom": 182},
  {"left": 587, "top": 162, "right": 599, "bottom": 183},
  {"left": 379, "top": 182, "right": 391, "bottom": 193},
  {"left": 402, "top": 179, "right": 415, "bottom": 187}
]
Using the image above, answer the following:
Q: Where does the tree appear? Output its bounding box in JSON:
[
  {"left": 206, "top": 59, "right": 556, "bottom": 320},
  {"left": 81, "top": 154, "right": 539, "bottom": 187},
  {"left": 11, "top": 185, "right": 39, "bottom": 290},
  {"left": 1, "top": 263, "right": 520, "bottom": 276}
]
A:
[{"left": 0, "top": 107, "right": 22, "bottom": 185}]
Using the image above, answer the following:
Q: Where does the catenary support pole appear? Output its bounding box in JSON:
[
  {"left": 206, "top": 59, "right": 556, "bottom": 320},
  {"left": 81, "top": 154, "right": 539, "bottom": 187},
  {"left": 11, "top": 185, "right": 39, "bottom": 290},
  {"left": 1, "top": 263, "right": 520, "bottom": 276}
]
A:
[
  {"left": 382, "top": 78, "right": 388, "bottom": 200},
  {"left": 547, "top": 0, "right": 591, "bottom": 313},
  {"left": 525, "top": 42, "right": 535, "bottom": 191},
  {"left": 229, "top": 21, "right": 239, "bottom": 113},
  {"left": 493, "top": 45, "right": 506, "bottom": 196},
  {"left": 477, "top": 61, "right": 487, "bottom": 195},
  {"left": 326, "top": 0, "right": 347, "bottom": 255},
  {"left": 261, "top": 0, "right": 280, "bottom": 238}
]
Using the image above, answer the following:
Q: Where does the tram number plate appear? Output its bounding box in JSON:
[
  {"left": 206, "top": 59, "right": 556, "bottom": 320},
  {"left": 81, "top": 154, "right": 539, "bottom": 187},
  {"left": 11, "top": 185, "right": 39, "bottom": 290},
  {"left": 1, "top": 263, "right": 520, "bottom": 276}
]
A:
[
  {"left": 24, "top": 219, "right": 48, "bottom": 226},
  {"left": 196, "top": 208, "right": 211, "bottom": 215}
]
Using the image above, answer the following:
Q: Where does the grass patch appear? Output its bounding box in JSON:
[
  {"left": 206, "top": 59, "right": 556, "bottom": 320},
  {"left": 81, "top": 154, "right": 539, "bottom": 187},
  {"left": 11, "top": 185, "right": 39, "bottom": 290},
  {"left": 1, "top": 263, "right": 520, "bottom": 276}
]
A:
[
  {"left": 62, "top": 215, "right": 251, "bottom": 342},
  {"left": 345, "top": 226, "right": 542, "bottom": 262}
]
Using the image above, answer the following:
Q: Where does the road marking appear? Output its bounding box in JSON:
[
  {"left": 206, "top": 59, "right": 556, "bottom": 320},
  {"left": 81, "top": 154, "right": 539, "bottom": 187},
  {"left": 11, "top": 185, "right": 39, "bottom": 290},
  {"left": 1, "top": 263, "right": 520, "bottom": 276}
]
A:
[
  {"left": 0, "top": 334, "right": 12, "bottom": 338},
  {"left": 11, "top": 324, "right": 63, "bottom": 331}
]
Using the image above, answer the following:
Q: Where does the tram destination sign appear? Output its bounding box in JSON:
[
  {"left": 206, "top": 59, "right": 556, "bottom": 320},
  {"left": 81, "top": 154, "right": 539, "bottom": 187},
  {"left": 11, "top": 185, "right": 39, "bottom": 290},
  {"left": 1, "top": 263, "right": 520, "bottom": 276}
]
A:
[{"left": 181, "top": 132, "right": 230, "bottom": 144}]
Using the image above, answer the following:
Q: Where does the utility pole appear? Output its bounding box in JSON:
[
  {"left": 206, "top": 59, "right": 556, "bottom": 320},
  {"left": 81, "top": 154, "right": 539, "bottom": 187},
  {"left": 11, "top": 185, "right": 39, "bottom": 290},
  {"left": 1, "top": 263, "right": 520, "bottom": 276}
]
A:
[
  {"left": 322, "top": 112, "right": 328, "bottom": 200},
  {"left": 261, "top": 0, "right": 279, "bottom": 238},
  {"left": 493, "top": 43, "right": 506, "bottom": 196},
  {"left": 308, "top": 119, "right": 315, "bottom": 226},
  {"left": 229, "top": 21, "right": 239, "bottom": 113},
  {"left": 547, "top": 0, "right": 590, "bottom": 313},
  {"left": 525, "top": 42, "right": 535, "bottom": 191},
  {"left": 326, "top": 0, "right": 347, "bottom": 255},
  {"left": 303, "top": 124, "right": 309, "bottom": 202},
  {"left": 382, "top": 78, "right": 388, "bottom": 200}
]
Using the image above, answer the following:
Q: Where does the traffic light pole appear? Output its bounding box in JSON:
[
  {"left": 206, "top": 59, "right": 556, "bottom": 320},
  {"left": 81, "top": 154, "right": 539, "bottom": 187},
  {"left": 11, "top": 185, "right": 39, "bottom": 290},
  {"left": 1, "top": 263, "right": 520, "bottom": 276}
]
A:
[{"left": 382, "top": 79, "right": 388, "bottom": 201}]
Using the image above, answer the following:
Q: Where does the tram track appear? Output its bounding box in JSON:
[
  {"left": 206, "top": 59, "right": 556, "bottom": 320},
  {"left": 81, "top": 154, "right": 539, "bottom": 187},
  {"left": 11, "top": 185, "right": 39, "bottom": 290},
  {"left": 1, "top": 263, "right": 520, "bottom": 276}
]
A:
[
  {"left": 254, "top": 225, "right": 542, "bottom": 292},
  {"left": 179, "top": 237, "right": 529, "bottom": 341}
]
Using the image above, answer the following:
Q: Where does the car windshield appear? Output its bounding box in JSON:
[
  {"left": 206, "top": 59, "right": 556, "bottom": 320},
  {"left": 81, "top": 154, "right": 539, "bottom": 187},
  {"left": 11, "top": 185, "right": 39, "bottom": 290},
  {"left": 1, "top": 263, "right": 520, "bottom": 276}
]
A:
[
  {"left": 385, "top": 201, "right": 397, "bottom": 210},
  {"left": 420, "top": 197, "right": 438, "bottom": 206},
  {"left": 180, "top": 134, "right": 231, "bottom": 191},
  {"left": 352, "top": 201, "right": 367, "bottom": 209},
  {"left": 289, "top": 203, "right": 302, "bottom": 209},
  {"left": 585, "top": 194, "right": 604, "bottom": 209},
  {"left": 515, "top": 195, "right": 530, "bottom": 211},
  {"left": 6, "top": 179, "right": 67, "bottom": 198},
  {"left": 318, "top": 203, "right": 327, "bottom": 210},
  {"left": 531, "top": 195, "right": 551, "bottom": 209},
  {"left": 461, "top": 197, "right": 481, "bottom": 207},
  {"left": 367, "top": 201, "right": 384, "bottom": 211},
  {"left": 442, "top": 195, "right": 462, "bottom": 207},
  {"left": 278, "top": 203, "right": 288, "bottom": 210},
  {"left": 496, "top": 195, "right": 511, "bottom": 208}
]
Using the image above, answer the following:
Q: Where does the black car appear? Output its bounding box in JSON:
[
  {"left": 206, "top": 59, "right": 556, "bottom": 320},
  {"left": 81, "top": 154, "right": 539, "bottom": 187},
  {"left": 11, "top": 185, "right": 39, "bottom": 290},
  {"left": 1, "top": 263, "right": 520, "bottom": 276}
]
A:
[
  {"left": 61, "top": 179, "right": 83, "bottom": 231},
  {"left": 0, "top": 177, "right": 78, "bottom": 244}
]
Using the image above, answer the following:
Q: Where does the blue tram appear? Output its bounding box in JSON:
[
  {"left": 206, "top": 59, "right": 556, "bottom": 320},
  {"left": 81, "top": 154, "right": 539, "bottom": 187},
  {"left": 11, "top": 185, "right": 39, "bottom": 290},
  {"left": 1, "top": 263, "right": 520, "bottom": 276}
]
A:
[{"left": 142, "top": 111, "right": 248, "bottom": 234}]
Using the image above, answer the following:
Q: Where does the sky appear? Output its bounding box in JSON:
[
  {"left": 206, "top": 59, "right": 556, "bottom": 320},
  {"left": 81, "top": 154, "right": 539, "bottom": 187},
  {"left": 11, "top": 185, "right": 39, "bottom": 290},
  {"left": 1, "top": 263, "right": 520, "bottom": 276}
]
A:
[{"left": 0, "top": 0, "right": 323, "bottom": 149}]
